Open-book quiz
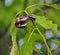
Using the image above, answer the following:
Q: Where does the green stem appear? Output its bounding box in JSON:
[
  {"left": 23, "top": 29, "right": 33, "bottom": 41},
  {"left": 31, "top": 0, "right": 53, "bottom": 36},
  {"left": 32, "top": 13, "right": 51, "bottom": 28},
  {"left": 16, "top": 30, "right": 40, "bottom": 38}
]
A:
[
  {"left": 24, "top": 10, "right": 29, "bottom": 15},
  {"left": 27, "top": 28, "right": 36, "bottom": 42},
  {"left": 24, "top": 9, "right": 52, "bottom": 55},
  {"left": 12, "top": 28, "right": 17, "bottom": 44},
  {"left": 15, "top": 10, "right": 24, "bottom": 17},
  {"left": 25, "top": 4, "right": 40, "bottom": 10},
  {"left": 22, "top": 28, "right": 36, "bottom": 55},
  {"left": 36, "top": 27, "right": 52, "bottom": 55}
]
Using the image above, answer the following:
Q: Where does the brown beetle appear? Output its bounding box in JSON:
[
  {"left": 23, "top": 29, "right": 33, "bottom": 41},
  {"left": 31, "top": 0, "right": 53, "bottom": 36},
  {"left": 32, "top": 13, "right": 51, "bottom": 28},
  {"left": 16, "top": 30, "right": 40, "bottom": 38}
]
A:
[
  {"left": 15, "top": 14, "right": 36, "bottom": 28},
  {"left": 15, "top": 16, "right": 28, "bottom": 28}
]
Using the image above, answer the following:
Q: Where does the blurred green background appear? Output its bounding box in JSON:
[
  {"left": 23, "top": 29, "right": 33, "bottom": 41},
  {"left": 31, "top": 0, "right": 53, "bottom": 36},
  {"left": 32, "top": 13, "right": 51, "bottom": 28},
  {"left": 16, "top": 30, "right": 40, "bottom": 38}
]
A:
[{"left": 0, "top": 0, "right": 60, "bottom": 55}]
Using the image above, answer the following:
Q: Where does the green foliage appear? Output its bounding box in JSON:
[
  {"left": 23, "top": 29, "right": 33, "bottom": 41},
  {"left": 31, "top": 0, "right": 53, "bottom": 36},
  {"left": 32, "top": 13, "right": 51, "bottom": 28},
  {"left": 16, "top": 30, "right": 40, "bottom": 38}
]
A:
[
  {"left": 10, "top": 28, "right": 19, "bottom": 55},
  {"left": 51, "top": 39, "right": 60, "bottom": 45},
  {"left": 36, "top": 16, "right": 57, "bottom": 35},
  {"left": 46, "top": 9, "right": 60, "bottom": 28},
  {"left": 10, "top": 3, "right": 60, "bottom": 55},
  {"left": 0, "top": 0, "right": 24, "bottom": 31},
  {"left": 0, "top": 0, "right": 60, "bottom": 55},
  {"left": 19, "top": 21, "right": 42, "bottom": 55},
  {"left": 20, "top": 28, "right": 35, "bottom": 55}
]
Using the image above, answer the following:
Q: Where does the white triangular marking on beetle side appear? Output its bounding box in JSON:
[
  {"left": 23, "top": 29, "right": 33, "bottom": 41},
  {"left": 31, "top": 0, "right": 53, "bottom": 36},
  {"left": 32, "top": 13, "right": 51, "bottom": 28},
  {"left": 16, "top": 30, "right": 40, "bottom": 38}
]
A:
[
  {"left": 21, "top": 23, "right": 27, "bottom": 26},
  {"left": 21, "top": 17, "right": 28, "bottom": 21}
]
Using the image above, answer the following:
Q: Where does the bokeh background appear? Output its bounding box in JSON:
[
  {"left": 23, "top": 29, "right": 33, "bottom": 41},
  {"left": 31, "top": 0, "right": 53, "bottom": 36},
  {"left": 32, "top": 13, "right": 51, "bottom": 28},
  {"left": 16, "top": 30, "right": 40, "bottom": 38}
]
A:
[{"left": 0, "top": 0, "right": 60, "bottom": 55}]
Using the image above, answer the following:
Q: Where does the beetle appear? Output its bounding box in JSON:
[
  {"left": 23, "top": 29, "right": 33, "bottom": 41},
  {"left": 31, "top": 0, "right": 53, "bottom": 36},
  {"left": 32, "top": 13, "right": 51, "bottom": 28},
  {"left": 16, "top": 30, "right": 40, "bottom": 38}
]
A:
[
  {"left": 15, "top": 14, "right": 36, "bottom": 28},
  {"left": 15, "top": 16, "right": 28, "bottom": 28},
  {"left": 28, "top": 14, "right": 36, "bottom": 20}
]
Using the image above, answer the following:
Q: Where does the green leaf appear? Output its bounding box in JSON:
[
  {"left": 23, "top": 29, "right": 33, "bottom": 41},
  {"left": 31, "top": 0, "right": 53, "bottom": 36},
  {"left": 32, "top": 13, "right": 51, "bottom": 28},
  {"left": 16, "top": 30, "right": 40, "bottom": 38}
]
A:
[
  {"left": 20, "top": 29, "right": 43, "bottom": 55},
  {"left": 44, "top": 4, "right": 60, "bottom": 10},
  {"left": 19, "top": 21, "right": 43, "bottom": 55},
  {"left": 33, "top": 46, "right": 43, "bottom": 54},
  {"left": 46, "top": 8, "right": 60, "bottom": 28},
  {"left": 20, "top": 42, "right": 34, "bottom": 55},
  {"left": 36, "top": 16, "right": 58, "bottom": 35},
  {"left": 51, "top": 39, "right": 60, "bottom": 45},
  {"left": 20, "top": 28, "right": 35, "bottom": 55},
  {"left": 52, "top": 24, "right": 57, "bottom": 35},
  {"left": 49, "top": 4, "right": 60, "bottom": 10}
]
